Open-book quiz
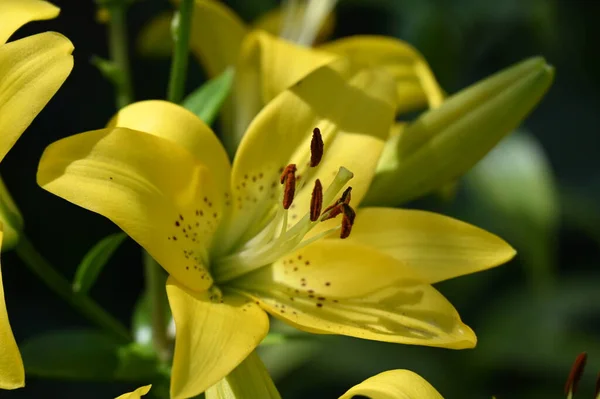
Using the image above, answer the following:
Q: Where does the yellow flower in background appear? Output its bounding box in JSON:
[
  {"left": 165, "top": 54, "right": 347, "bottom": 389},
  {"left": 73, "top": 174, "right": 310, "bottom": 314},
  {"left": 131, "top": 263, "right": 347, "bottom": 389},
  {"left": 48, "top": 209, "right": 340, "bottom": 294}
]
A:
[
  {"left": 139, "top": 0, "right": 443, "bottom": 154},
  {"left": 339, "top": 369, "right": 444, "bottom": 399},
  {"left": 38, "top": 65, "right": 514, "bottom": 399},
  {"left": 115, "top": 385, "right": 152, "bottom": 399},
  {"left": 0, "top": 0, "right": 74, "bottom": 390}
]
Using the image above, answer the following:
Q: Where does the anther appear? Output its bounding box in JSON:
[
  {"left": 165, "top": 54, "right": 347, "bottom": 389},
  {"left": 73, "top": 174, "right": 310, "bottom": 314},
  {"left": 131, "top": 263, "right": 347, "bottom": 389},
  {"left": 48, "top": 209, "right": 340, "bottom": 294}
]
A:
[
  {"left": 340, "top": 187, "right": 352, "bottom": 204},
  {"left": 565, "top": 352, "right": 587, "bottom": 396},
  {"left": 310, "top": 179, "right": 323, "bottom": 221},
  {"left": 339, "top": 203, "right": 356, "bottom": 239},
  {"left": 320, "top": 203, "right": 343, "bottom": 221},
  {"left": 281, "top": 164, "right": 297, "bottom": 210},
  {"left": 341, "top": 203, "right": 356, "bottom": 224},
  {"left": 310, "top": 127, "right": 324, "bottom": 167}
]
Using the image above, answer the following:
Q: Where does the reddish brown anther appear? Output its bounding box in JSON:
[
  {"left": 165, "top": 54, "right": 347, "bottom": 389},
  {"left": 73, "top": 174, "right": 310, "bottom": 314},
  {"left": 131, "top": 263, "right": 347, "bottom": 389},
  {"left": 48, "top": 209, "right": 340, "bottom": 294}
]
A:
[
  {"left": 310, "top": 179, "right": 323, "bottom": 221},
  {"left": 340, "top": 215, "right": 352, "bottom": 238},
  {"left": 320, "top": 203, "right": 343, "bottom": 221},
  {"left": 340, "top": 186, "right": 352, "bottom": 204},
  {"left": 341, "top": 203, "right": 356, "bottom": 224},
  {"left": 565, "top": 352, "right": 587, "bottom": 395},
  {"left": 280, "top": 164, "right": 297, "bottom": 184},
  {"left": 310, "top": 127, "right": 324, "bottom": 167}
]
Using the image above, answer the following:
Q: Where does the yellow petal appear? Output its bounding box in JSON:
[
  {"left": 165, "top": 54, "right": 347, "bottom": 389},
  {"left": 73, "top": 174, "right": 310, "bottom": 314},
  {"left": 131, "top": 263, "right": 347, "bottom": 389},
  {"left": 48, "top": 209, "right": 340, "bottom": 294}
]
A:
[
  {"left": 37, "top": 127, "right": 222, "bottom": 292},
  {"left": 189, "top": 0, "right": 247, "bottom": 78},
  {"left": 0, "top": 0, "right": 59, "bottom": 45},
  {"left": 115, "top": 385, "right": 152, "bottom": 399},
  {"left": 252, "top": 3, "right": 335, "bottom": 45},
  {"left": 228, "top": 31, "right": 337, "bottom": 151},
  {"left": 338, "top": 370, "right": 444, "bottom": 399},
  {"left": 344, "top": 208, "right": 516, "bottom": 284},
  {"left": 321, "top": 35, "right": 444, "bottom": 113},
  {"left": 216, "top": 65, "right": 392, "bottom": 253},
  {"left": 0, "top": 229, "right": 25, "bottom": 389},
  {"left": 232, "top": 240, "right": 476, "bottom": 349},
  {"left": 205, "top": 351, "right": 281, "bottom": 399},
  {"left": 167, "top": 278, "right": 269, "bottom": 399},
  {"left": 108, "top": 100, "right": 231, "bottom": 199},
  {"left": 0, "top": 32, "right": 73, "bottom": 163}
]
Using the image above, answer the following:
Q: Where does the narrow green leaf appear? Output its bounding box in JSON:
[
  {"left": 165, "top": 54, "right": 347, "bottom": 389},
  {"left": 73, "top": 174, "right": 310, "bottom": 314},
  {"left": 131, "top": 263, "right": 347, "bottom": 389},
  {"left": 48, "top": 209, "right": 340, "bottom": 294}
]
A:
[
  {"left": 21, "top": 330, "right": 121, "bottom": 380},
  {"left": 21, "top": 330, "right": 162, "bottom": 382},
  {"left": 132, "top": 291, "right": 171, "bottom": 348},
  {"left": 72, "top": 232, "right": 127, "bottom": 294},
  {"left": 181, "top": 67, "right": 234, "bottom": 125}
]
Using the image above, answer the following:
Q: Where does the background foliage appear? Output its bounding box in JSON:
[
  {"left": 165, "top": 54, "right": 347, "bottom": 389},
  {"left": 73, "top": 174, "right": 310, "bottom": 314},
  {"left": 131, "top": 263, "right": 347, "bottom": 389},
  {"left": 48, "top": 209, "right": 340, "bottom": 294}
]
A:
[{"left": 3, "top": 0, "right": 599, "bottom": 397}]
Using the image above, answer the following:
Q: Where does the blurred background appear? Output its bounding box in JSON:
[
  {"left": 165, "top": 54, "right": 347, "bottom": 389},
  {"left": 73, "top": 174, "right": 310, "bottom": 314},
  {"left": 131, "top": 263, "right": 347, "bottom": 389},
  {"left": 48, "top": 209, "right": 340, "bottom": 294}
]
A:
[{"left": 2, "top": 0, "right": 599, "bottom": 397}]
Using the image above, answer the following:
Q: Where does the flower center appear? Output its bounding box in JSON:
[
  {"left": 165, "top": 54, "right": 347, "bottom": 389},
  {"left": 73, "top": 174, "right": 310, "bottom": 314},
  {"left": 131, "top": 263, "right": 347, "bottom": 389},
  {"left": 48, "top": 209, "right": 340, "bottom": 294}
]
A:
[{"left": 213, "top": 128, "right": 356, "bottom": 283}]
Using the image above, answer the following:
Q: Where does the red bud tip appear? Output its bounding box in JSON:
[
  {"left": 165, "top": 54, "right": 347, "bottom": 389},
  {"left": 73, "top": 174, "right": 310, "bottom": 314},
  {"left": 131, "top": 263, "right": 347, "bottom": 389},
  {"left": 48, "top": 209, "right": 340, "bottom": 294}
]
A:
[{"left": 565, "top": 352, "right": 587, "bottom": 395}]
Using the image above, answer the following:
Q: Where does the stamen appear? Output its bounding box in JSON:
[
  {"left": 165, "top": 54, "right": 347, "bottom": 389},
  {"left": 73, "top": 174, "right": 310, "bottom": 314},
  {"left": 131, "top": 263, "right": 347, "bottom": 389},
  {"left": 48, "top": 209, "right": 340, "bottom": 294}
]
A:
[
  {"left": 340, "top": 186, "right": 352, "bottom": 204},
  {"left": 280, "top": 164, "right": 297, "bottom": 209},
  {"left": 565, "top": 352, "right": 587, "bottom": 397},
  {"left": 310, "top": 179, "right": 323, "bottom": 221},
  {"left": 340, "top": 204, "right": 356, "bottom": 239},
  {"left": 320, "top": 203, "right": 342, "bottom": 221},
  {"left": 310, "top": 127, "right": 324, "bottom": 167}
]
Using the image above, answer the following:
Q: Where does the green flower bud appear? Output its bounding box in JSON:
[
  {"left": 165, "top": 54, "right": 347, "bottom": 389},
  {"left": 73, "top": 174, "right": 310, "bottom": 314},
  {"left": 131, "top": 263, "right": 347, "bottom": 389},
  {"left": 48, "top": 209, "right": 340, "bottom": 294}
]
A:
[{"left": 364, "top": 56, "right": 555, "bottom": 206}]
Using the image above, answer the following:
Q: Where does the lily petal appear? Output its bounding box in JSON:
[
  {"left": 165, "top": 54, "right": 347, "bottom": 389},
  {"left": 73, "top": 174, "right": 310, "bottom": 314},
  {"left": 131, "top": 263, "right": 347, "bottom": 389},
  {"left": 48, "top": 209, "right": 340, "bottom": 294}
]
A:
[
  {"left": 343, "top": 208, "right": 516, "bottom": 284},
  {"left": 115, "top": 385, "right": 152, "bottom": 399},
  {"left": 252, "top": 4, "right": 335, "bottom": 45},
  {"left": 37, "top": 127, "right": 222, "bottom": 292},
  {"left": 108, "top": 100, "right": 231, "bottom": 199},
  {"left": 218, "top": 65, "right": 392, "bottom": 252},
  {"left": 338, "top": 370, "right": 444, "bottom": 399},
  {"left": 189, "top": 0, "right": 247, "bottom": 78},
  {"left": 321, "top": 35, "right": 444, "bottom": 113},
  {"left": 167, "top": 278, "right": 269, "bottom": 399},
  {"left": 232, "top": 240, "right": 476, "bottom": 349},
  {"left": 0, "top": 0, "right": 59, "bottom": 45},
  {"left": 0, "top": 229, "right": 25, "bottom": 389},
  {"left": 205, "top": 351, "right": 281, "bottom": 399},
  {"left": 229, "top": 31, "right": 337, "bottom": 151},
  {"left": 0, "top": 32, "right": 73, "bottom": 163}
]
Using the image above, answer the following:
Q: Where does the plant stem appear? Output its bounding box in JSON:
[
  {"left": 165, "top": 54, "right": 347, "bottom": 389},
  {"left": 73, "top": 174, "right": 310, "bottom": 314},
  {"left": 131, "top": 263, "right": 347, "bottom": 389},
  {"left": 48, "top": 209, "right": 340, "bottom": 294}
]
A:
[
  {"left": 107, "top": 2, "right": 134, "bottom": 108},
  {"left": 143, "top": 251, "right": 170, "bottom": 362},
  {"left": 15, "top": 235, "right": 131, "bottom": 343},
  {"left": 167, "top": 0, "right": 194, "bottom": 103}
]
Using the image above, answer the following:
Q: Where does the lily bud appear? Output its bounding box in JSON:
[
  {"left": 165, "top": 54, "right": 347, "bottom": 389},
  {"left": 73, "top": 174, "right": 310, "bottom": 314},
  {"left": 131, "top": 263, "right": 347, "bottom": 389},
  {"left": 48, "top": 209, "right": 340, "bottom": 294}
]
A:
[
  {"left": 364, "top": 56, "right": 555, "bottom": 206},
  {"left": 0, "top": 176, "right": 23, "bottom": 251}
]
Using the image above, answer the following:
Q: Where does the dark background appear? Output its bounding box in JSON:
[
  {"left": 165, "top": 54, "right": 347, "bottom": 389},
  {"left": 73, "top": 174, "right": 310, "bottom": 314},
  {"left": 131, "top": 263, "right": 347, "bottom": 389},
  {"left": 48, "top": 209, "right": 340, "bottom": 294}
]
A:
[{"left": 1, "top": 0, "right": 599, "bottom": 397}]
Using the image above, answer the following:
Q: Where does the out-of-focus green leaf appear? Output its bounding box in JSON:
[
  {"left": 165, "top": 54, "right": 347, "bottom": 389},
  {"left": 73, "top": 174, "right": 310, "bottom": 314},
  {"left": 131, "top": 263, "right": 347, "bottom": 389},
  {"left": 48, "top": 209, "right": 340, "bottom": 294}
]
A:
[
  {"left": 475, "top": 278, "right": 600, "bottom": 377},
  {"left": 21, "top": 330, "right": 162, "bottom": 382},
  {"left": 465, "top": 131, "right": 559, "bottom": 291},
  {"left": 21, "top": 330, "right": 121, "bottom": 380},
  {"left": 132, "top": 291, "right": 171, "bottom": 349},
  {"left": 72, "top": 232, "right": 127, "bottom": 294},
  {"left": 364, "top": 57, "right": 554, "bottom": 206},
  {"left": 181, "top": 67, "right": 234, "bottom": 125}
]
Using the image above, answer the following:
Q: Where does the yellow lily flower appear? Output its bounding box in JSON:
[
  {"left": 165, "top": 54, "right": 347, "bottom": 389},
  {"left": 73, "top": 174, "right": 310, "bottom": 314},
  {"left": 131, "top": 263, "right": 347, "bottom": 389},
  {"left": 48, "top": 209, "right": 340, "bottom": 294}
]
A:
[
  {"left": 37, "top": 65, "right": 514, "bottom": 399},
  {"left": 338, "top": 369, "right": 444, "bottom": 399},
  {"left": 115, "top": 385, "right": 152, "bottom": 399},
  {"left": 0, "top": 0, "right": 74, "bottom": 389},
  {"left": 185, "top": 0, "right": 443, "bottom": 153}
]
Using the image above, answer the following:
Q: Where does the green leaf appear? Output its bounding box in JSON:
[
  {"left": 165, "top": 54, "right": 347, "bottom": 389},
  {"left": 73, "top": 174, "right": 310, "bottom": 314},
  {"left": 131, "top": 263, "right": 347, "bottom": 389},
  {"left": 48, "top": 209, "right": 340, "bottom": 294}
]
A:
[
  {"left": 21, "top": 330, "right": 121, "bottom": 380},
  {"left": 181, "top": 67, "right": 234, "bottom": 125},
  {"left": 72, "top": 231, "right": 127, "bottom": 294},
  {"left": 132, "top": 291, "right": 171, "bottom": 348},
  {"left": 364, "top": 56, "right": 554, "bottom": 206},
  {"left": 21, "top": 330, "right": 162, "bottom": 382}
]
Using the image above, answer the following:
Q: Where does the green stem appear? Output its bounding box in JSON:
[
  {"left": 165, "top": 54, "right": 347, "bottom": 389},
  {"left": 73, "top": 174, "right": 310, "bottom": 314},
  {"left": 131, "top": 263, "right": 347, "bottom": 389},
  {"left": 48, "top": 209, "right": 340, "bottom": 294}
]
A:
[
  {"left": 167, "top": 0, "right": 195, "bottom": 103},
  {"left": 15, "top": 235, "right": 131, "bottom": 344},
  {"left": 107, "top": 2, "right": 134, "bottom": 108},
  {"left": 143, "top": 251, "right": 170, "bottom": 362}
]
